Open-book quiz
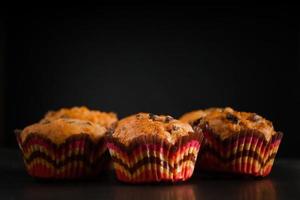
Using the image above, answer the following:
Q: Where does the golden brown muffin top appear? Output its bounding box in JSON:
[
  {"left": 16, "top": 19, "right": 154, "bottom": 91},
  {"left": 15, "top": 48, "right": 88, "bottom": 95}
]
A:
[
  {"left": 180, "top": 108, "right": 222, "bottom": 124},
  {"left": 180, "top": 107, "right": 276, "bottom": 141},
  {"left": 42, "top": 106, "right": 118, "bottom": 129},
  {"left": 21, "top": 118, "right": 107, "bottom": 144},
  {"left": 112, "top": 113, "right": 194, "bottom": 146}
]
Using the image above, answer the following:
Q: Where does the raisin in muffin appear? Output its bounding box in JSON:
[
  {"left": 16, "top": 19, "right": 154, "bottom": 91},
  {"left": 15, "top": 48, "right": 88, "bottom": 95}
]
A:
[
  {"left": 42, "top": 106, "right": 117, "bottom": 129},
  {"left": 180, "top": 107, "right": 283, "bottom": 177},
  {"left": 16, "top": 118, "right": 108, "bottom": 179},
  {"left": 107, "top": 113, "right": 203, "bottom": 183}
]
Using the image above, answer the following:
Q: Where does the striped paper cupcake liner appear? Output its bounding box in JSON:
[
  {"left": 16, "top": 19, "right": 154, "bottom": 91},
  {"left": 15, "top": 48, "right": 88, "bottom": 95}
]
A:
[
  {"left": 16, "top": 131, "right": 108, "bottom": 179},
  {"left": 197, "top": 128, "right": 283, "bottom": 177},
  {"left": 107, "top": 132, "right": 203, "bottom": 183}
]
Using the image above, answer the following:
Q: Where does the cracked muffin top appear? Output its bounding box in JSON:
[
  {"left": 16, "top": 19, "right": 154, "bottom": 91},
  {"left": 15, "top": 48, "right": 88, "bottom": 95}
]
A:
[
  {"left": 180, "top": 107, "right": 277, "bottom": 141},
  {"left": 21, "top": 118, "right": 107, "bottom": 144},
  {"left": 42, "top": 106, "right": 118, "bottom": 129},
  {"left": 112, "top": 113, "right": 194, "bottom": 146}
]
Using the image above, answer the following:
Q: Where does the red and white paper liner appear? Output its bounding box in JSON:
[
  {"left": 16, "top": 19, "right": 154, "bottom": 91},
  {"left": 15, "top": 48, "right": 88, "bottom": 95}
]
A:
[
  {"left": 107, "top": 131, "right": 203, "bottom": 183},
  {"left": 196, "top": 126, "right": 283, "bottom": 177},
  {"left": 16, "top": 131, "right": 108, "bottom": 179}
]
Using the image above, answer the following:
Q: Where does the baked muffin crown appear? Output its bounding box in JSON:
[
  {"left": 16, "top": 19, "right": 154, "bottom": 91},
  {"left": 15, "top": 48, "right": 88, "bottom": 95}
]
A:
[
  {"left": 42, "top": 106, "right": 117, "bottom": 129},
  {"left": 180, "top": 107, "right": 222, "bottom": 124},
  {"left": 21, "top": 118, "right": 107, "bottom": 144},
  {"left": 112, "top": 113, "right": 194, "bottom": 146},
  {"left": 180, "top": 107, "right": 277, "bottom": 141}
]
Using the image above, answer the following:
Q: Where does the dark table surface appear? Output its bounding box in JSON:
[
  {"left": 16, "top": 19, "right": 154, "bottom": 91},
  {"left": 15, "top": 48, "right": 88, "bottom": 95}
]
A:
[{"left": 0, "top": 148, "right": 299, "bottom": 200}]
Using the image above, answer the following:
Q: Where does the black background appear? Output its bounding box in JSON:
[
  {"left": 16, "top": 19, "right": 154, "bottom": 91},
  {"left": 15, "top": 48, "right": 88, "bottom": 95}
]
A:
[{"left": 0, "top": 5, "right": 299, "bottom": 158}]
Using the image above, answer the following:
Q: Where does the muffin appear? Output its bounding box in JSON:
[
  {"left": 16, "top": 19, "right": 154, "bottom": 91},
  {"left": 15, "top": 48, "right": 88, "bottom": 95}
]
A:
[
  {"left": 41, "top": 106, "right": 117, "bottom": 170},
  {"left": 16, "top": 118, "right": 108, "bottom": 179},
  {"left": 180, "top": 107, "right": 283, "bottom": 177},
  {"left": 41, "top": 106, "right": 118, "bottom": 129},
  {"left": 107, "top": 113, "right": 203, "bottom": 183}
]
